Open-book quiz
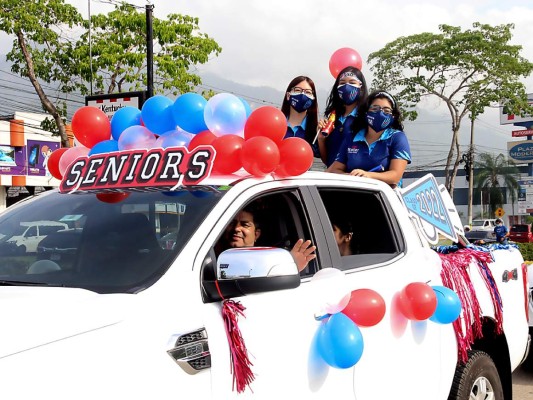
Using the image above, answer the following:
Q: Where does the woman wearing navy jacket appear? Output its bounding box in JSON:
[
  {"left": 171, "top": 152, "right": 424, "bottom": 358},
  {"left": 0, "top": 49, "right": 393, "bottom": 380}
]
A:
[
  {"left": 327, "top": 90, "right": 411, "bottom": 187},
  {"left": 281, "top": 76, "right": 319, "bottom": 148},
  {"left": 317, "top": 66, "right": 368, "bottom": 167}
]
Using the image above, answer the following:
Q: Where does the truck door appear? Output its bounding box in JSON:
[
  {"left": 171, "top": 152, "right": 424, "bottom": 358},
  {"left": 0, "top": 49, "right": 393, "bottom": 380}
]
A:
[
  {"left": 198, "top": 187, "right": 356, "bottom": 399},
  {"left": 311, "top": 185, "right": 455, "bottom": 400}
]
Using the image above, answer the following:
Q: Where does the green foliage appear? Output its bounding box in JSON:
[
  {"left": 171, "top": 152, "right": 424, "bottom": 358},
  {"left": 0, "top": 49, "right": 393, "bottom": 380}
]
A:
[
  {"left": 0, "top": 0, "right": 85, "bottom": 94},
  {"left": 516, "top": 242, "right": 533, "bottom": 262},
  {"left": 74, "top": 2, "right": 222, "bottom": 96},
  {"left": 368, "top": 23, "right": 533, "bottom": 194},
  {"left": 0, "top": 0, "right": 221, "bottom": 146},
  {"left": 473, "top": 153, "right": 520, "bottom": 215}
]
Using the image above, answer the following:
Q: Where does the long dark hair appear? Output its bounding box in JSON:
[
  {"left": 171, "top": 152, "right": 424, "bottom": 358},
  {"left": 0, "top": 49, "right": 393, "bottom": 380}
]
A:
[
  {"left": 351, "top": 90, "right": 404, "bottom": 134},
  {"left": 281, "top": 76, "right": 318, "bottom": 145},
  {"left": 324, "top": 66, "right": 368, "bottom": 119}
]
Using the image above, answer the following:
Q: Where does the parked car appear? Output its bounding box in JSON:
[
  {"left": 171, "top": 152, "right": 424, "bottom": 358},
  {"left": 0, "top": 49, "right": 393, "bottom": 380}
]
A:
[
  {"left": 470, "top": 218, "right": 497, "bottom": 231},
  {"left": 465, "top": 229, "right": 496, "bottom": 244},
  {"left": 509, "top": 223, "right": 533, "bottom": 243},
  {"left": 6, "top": 220, "right": 68, "bottom": 253},
  {"left": 36, "top": 228, "right": 82, "bottom": 270}
]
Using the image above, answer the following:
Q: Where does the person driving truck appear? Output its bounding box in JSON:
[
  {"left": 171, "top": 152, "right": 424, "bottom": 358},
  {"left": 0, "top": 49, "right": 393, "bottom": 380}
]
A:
[{"left": 215, "top": 203, "right": 316, "bottom": 272}]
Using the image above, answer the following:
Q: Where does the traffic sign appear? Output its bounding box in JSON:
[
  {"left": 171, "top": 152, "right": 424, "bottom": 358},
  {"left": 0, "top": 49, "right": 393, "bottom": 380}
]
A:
[{"left": 495, "top": 208, "right": 505, "bottom": 217}]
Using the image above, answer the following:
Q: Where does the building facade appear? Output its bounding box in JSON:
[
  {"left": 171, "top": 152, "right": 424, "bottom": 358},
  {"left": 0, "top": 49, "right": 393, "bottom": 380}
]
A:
[{"left": 0, "top": 112, "right": 64, "bottom": 211}]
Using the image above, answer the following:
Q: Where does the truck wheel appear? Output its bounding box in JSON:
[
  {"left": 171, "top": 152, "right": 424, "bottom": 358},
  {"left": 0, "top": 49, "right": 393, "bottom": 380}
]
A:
[{"left": 448, "top": 350, "right": 503, "bottom": 400}]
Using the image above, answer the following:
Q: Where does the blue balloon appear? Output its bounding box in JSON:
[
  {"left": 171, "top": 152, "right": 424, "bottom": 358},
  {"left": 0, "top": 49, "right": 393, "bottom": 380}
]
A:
[
  {"left": 172, "top": 93, "right": 208, "bottom": 134},
  {"left": 110, "top": 107, "right": 142, "bottom": 141},
  {"left": 88, "top": 139, "right": 119, "bottom": 156},
  {"left": 118, "top": 125, "right": 157, "bottom": 151},
  {"left": 155, "top": 129, "right": 194, "bottom": 149},
  {"left": 316, "top": 313, "right": 364, "bottom": 369},
  {"left": 239, "top": 97, "right": 252, "bottom": 118},
  {"left": 141, "top": 95, "right": 176, "bottom": 135},
  {"left": 429, "top": 286, "right": 462, "bottom": 324},
  {"left": 203, "top": 93, "right": 247, "bottom": 136}
]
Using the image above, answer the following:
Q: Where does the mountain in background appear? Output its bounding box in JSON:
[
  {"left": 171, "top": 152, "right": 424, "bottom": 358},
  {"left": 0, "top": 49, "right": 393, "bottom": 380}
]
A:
[{"left": 0, "top": 56, "right": 513, "bottom": 171}]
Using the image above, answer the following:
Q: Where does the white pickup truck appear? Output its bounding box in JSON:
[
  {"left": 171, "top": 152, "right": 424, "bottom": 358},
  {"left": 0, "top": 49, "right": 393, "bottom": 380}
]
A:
[{"left": 0, "top": 159, "right": 529, "bottom": 399}]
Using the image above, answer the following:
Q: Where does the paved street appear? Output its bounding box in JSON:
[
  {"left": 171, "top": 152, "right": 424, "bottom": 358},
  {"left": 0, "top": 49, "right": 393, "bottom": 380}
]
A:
[{"left": 513, "top": 363, "right": 533, "bottom": 399}]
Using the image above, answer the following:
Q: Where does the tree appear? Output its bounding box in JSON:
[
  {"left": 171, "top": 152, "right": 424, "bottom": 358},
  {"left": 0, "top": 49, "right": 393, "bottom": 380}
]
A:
[
  {"left": 0, "top": 0, "right": 84, "bottom": 147},
  {"left": 73, "top": 2, "right": 221, "bottom": 97},
  {"left": 0, "top": 0, "right": 221, "bottom": 147},
  {"left": 368, "top": 23, "right": 533, "bottom": 196},
  {"left": 473, "top": 153, "right": 520, "bottom": 217}
]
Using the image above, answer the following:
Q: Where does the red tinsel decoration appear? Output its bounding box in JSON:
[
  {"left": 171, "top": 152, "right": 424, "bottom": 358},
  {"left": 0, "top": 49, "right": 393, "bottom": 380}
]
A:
[
  {"left": 221, "top": 299, "right": 255, "bottom": 393},
  {"left": 438, "top": 248, "right": 503, "bottom": 364},
  {"left": 522, "top": 262, "right": 529, "bottom": 320}
]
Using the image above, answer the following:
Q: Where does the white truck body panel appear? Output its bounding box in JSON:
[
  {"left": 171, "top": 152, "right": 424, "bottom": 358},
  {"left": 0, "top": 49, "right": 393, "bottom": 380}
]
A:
[{"left": 0, "top": 171, "right": 528, "bottom": 399}]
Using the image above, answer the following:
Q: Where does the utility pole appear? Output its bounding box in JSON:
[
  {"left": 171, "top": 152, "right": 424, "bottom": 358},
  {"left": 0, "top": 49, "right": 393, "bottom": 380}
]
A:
[
  {"left": 88, "top": 0, "right": 93, "bottom": 95},
  {"left": 146, "top": 4, "right": 154, "bottom": 99},
  {"left": 467, "top": 116, "right": 475, "bottom": 226}
]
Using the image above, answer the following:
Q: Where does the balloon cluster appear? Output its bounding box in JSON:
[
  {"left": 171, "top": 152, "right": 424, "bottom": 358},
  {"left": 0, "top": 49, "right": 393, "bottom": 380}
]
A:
[
  {"left": 311, "top": 270, "right": 462, "bottom": 370},
  {"left": 46, "top": 92, "right": 315, "bottom": 198},
  {"left": 397, "top": 282, "right": 462, "bottom": 324}
]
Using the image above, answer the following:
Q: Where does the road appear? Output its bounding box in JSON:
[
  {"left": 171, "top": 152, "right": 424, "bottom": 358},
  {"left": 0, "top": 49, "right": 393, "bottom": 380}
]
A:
[{"left": 513, "top": 362, "right": 533, "bottom": 399}]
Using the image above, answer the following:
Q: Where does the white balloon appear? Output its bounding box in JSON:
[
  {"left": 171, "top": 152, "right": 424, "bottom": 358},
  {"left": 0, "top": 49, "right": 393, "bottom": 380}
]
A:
[{"left": 310, "top": 268, "right": 351, "bottom": 317}]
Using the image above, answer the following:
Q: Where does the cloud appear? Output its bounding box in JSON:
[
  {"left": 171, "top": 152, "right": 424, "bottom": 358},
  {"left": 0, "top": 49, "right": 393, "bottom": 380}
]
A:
[{"left": 2, "top": 0, "right": 532, "bottom": 167}]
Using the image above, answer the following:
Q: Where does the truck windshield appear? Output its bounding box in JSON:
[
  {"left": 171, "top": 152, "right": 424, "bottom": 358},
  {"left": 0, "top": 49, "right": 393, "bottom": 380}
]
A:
[{"left": 0, "top": 188, "right": 224, "bottom": 293}]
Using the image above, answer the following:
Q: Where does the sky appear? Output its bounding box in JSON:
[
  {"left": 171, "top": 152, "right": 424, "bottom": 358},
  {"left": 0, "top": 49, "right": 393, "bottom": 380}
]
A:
[{"left": 2, "top": 0, "right": 533, "bottom": 170}]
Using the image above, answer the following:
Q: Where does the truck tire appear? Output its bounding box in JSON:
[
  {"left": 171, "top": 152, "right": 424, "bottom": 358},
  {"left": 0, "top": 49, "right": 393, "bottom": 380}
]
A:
[{"left": 448, "top": 350, "right": 504, "bottom": 400}]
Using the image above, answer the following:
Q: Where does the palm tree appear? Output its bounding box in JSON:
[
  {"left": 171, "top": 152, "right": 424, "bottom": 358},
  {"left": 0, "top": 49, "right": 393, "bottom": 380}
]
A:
[{"left": 473, "top": 153, "right": 520, "bottom": 216}]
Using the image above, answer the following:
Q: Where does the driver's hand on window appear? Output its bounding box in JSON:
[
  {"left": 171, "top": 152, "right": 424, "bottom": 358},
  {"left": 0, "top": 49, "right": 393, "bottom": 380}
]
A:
[{"left": 291, "top": 239, "right": 316, "bottom": 272}]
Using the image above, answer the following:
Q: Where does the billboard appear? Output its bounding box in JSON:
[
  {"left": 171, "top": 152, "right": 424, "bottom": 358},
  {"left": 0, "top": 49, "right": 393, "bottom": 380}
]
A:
[
  {"left": 512, "top": 129, "right": 533, "bottom": 137},
  {"left": 85, "top": 91, "right": 147, "bottom": 120},
  {"left": 0, "top": 139, "right": 59, "bottom": 177},
  {"left": 508, "top": 140, "right": 533, "bottom": 163},
  {"left": 500, "top": 93, "right": 533, "bottom": 125}
]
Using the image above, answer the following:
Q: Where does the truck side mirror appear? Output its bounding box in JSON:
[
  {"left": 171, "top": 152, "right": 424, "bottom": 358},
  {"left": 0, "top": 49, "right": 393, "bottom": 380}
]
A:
[{"left": 202, "top": 247, "right": 301, "bottom": 303}]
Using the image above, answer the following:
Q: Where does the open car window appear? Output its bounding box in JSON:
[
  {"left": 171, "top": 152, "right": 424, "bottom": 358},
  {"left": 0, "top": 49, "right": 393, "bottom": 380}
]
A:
[
  {"left": 317, "top": 188, "right": 405, "bottom": 270},
  {"left": 219, "top": 190, "right": 317, "bottom": 272}
]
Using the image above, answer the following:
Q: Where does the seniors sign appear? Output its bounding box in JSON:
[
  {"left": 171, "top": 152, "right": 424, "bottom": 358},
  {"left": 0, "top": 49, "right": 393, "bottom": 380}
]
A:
[{"left": 59, "top": 146, "right": 215, "bottom": 194}]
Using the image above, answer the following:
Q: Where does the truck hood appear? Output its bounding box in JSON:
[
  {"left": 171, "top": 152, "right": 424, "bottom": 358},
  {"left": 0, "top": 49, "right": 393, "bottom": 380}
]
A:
[{"left": 0, "top": 286, "right": 130, "bottom": 358}]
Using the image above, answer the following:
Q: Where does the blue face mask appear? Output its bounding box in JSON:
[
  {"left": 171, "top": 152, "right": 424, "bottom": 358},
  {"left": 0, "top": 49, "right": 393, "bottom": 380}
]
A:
[
  {"left": 337, "top": 84, "right": 360, "bottom": 105},
  {"left": 366, "top": 111, "right": 394, "bottom": 132},
  {"left": 290, "top": 93, "right": 313, "bottom": 113}
]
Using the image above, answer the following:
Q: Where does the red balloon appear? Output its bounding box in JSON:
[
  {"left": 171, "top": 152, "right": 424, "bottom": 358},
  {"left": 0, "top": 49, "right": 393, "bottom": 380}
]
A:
[
  {"left": 188, "top": 130, "right": 216, "bottom": 150},
  {"left": 96, "top": 192, "right": 130, "bottom": 204},
  {"left": 243, "top": 106, "right": 287, "bottom": 144},
  {"left": 329, "top": 47, "right": 363, "bottom": 78},
  {"left": 342, "top": 289, "right": 386, "bottom": 327},
  {"left": 212, "top": 134, "right": 245, "bottom": 174},
  {"left": 398, "top": 282, "right": 437, "bottom": 321},
  {"left": 275, "top": 137, "right": 314, "bottom": 177},
  {"left": 47, "top": 148, "right": 68, "bottom": 180},
  {"left": 241, "top": 136, "right": 280, "bottom": 177},
  {"left": 71, "top": 106, "right": 111, "bottom": 148}
]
